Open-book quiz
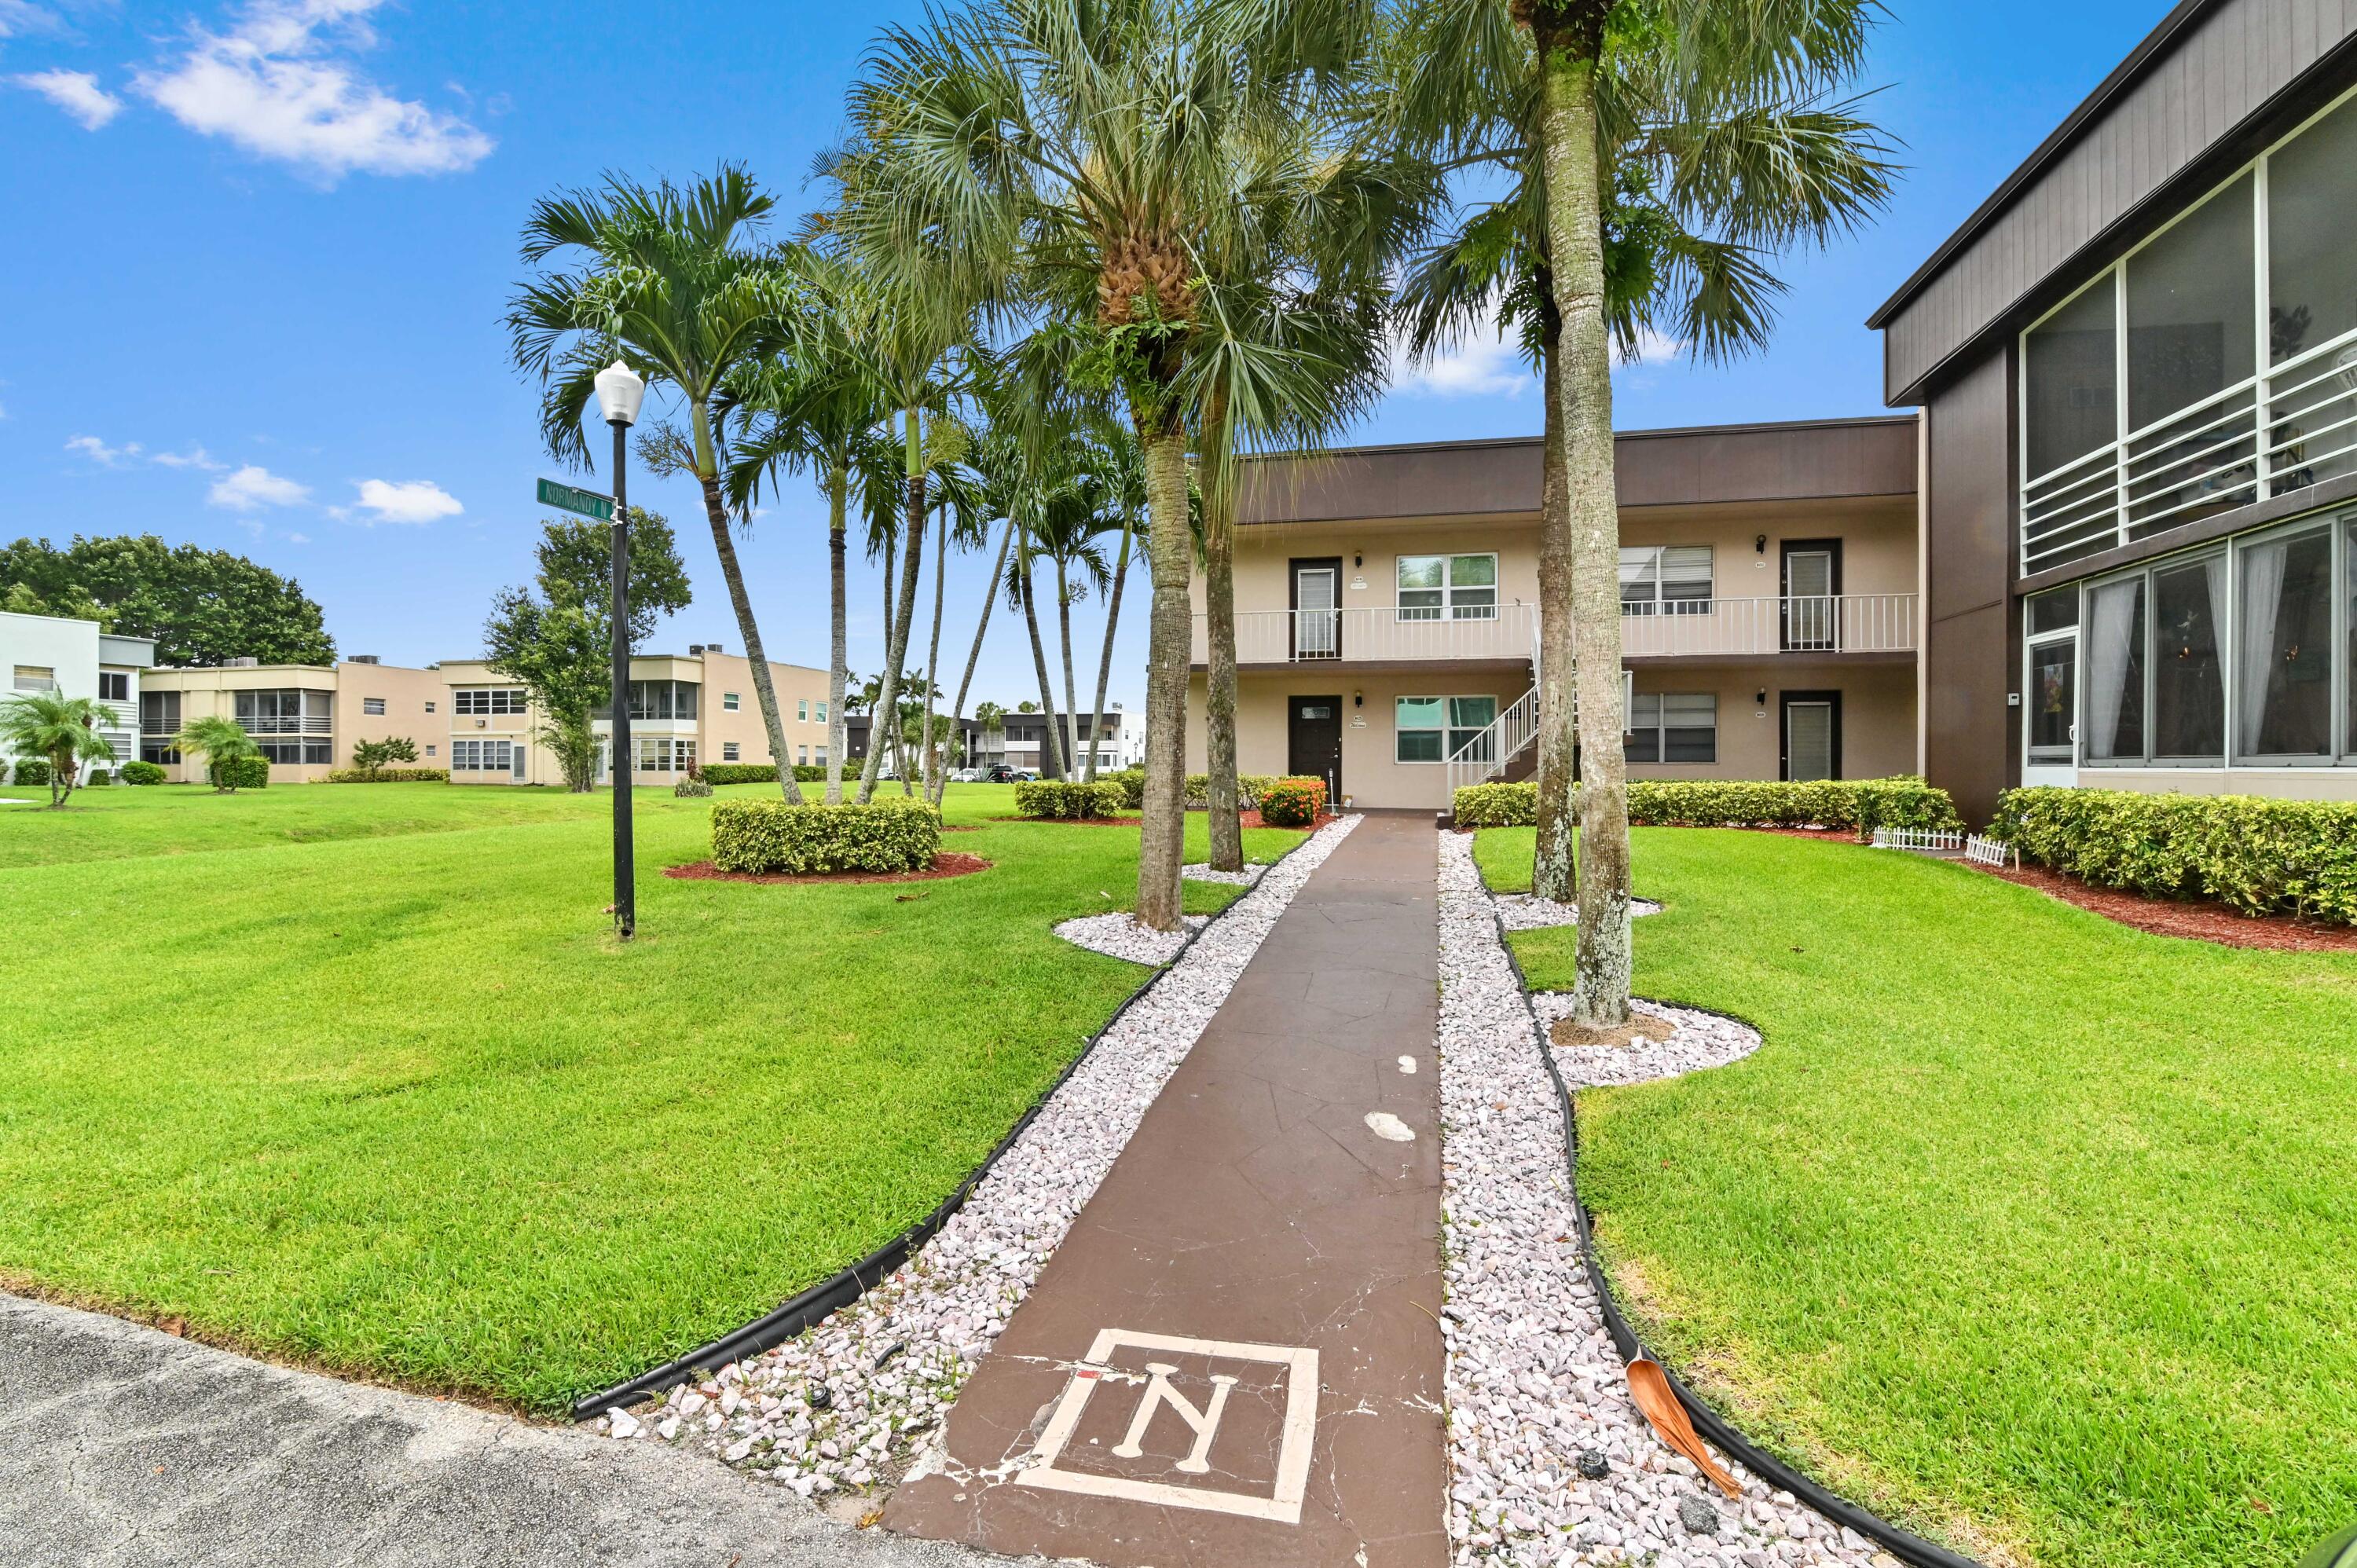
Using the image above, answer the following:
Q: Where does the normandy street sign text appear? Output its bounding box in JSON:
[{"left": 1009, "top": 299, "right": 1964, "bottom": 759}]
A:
[{"left": 537, "top": 478, "right": 614, "bottom": 522}]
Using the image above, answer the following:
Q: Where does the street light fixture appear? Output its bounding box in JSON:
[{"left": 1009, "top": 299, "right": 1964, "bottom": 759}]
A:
[{"left": 595, "top": 358, "right": 645, "bottom": 939}]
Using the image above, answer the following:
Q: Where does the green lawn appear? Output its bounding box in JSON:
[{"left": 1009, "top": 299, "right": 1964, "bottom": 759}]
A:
[
  {"left": 1476, "top": 826, "right": 2357, "bottom": 1568},
  {"left": 0, "top": 780, "right": 1301, "bottom": 1412}
]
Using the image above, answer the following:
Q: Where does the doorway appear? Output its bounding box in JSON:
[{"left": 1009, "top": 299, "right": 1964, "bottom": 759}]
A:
[
  {"left": 1780, "top": 539, "right": 1843, "bottom": 651},
  {"left": 1291, "top": 559, "right": 1342, "bottom": 660},
  {"left": 1288, "top": 694, "right": 1343, "bottom": 802},
  {"left": 2022, "top": 628, "right": 2080, "bottom": 788},
  {"left": 1780, "top": 691, "right": 1842, "bottom": 782}
]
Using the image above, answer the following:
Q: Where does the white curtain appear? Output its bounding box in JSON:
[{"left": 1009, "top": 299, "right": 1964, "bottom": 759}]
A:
[
  {"left": 2085, "top": 578, "right": 2141, "bottom": 760},
  {"left": 2237, "top": 538, "right": 2288, "bottom": 756}
]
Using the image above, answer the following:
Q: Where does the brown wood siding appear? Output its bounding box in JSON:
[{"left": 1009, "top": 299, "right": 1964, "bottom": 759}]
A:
[
  {"left": 1922, "top": 348, "right": 2016, "bottom": 826},
  {"left": 1878, "top": 0, "right": 2357, "bottom": 402}
]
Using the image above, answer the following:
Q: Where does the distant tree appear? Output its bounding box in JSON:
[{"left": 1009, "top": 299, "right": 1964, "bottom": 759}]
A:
[
  {"left": 1014, "top": 700, "right": 1039, "bottom": 714},
  {"left": 1, "top": 691, "right": 119, "bottom": 807},
  {"left": 483, "top": 509, "right": 692, "bottom": 792},
  {"left": 0, "top": 535, "right": 333, "bottom": 666},
  {"left": 350, "top": 736, "right": 421, "bottom": 773},
  {"left": 174, "top": 715, "right": 258, "bottom": 793},
  {"left": 974, "top": 700, "right": 1005, "bottom": 735}
]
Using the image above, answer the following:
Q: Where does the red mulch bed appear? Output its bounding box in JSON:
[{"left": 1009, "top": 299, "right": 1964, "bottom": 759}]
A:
[
  {"left": 1967, "top": 861, "right": 2357, "bottom": 952},
  {"left": 663, "top": 852, "right": 993, "bottom": 886},
  {"left": 990, "top": 810, "right": 1321, "bottom": 830}
]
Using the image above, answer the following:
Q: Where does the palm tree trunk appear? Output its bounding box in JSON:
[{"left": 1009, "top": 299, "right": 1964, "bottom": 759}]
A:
[
  {"left": 1535, "top": 23, "right": 1631, "bottom": 1026},
  {"left": 947, "top": 518, "right": 1015, "bottom": 802},
  {"left": 859, "top": 409, "right": 927, "bottom": 804},
  {"left": 827, "top": 467, "right": 849, "bottom": 805},
  {"left": 1085, "top": 517, "right": 1132, "bottom": 785},
  {"left": 1056, "top": 561, "right": 1083, "bottom": 784},
  {"left": 1532, "top": 313, "right": 1578, "bottom": 901},
  {"left": 1019, "top": 559, "right": 1065, "bottom": 778},
  {"left": 923, "top": 499, "right": 948, "bottom": 803},
  {"left": 691, "top": 403, "right": 803, "bottom": 804},
  {"left": 1134, "top": 430, "right": 1191, "bottom": 932},
  {"left": 1203, "top": 418, "right": 1244, "bottom": 871}
]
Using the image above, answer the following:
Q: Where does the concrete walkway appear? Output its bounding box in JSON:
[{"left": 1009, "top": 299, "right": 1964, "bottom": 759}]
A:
[
  {"left": 885, "top": 814, "right": 1447, "bottom": 1567},
  {"left": 0, "top": 1291, "right": 1014, "bottom": 1568}
]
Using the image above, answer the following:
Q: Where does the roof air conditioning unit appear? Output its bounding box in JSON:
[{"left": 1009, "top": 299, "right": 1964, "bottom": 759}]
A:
[
  {"left": 687, "top": 644, "right": 704, "bottom": 655},
  {"left": 225, "top": 657, "right": 259, "bottom": 668},
  {"left": 347, "top": 655, "right": 379, "bottom": 665}
]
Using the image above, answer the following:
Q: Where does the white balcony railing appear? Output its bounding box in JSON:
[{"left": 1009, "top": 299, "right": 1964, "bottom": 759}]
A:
[
  {"left": 238, "top": 714, "right": 334, "bottom": 736},
  {"left": 1618, "top": 594, "right": 1918, "bottom": 658},
  {"left": 2022, "top": 326, "right": 2357, "bottom": 573},
  {"left": 1447, "top": 687, "right": 1540, "bottom": 794},
  {"left": 1193, "top": 603, "right": 1538, "bottom": 665}
]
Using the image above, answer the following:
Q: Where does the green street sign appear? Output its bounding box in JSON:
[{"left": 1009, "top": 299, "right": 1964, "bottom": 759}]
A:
[{"left": 537, "top": 478, "right": 614, "bottom": 522}]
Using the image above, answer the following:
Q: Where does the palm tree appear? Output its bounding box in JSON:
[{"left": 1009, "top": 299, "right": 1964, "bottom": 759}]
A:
[
  {"left": 1029, "top": 470, "right": 1118, "bottom": 779},
  {"left": 174, "top": 714, "right": 258, "bottom": 793},
  {"left": 506, "top": 164, "right": 808, "bottom": 804},
  {"left": 1, "top": 691, "right": 117, "bottom": 807},
  {"left": 1391, "top": 0, "right": 1894, "bottom": 1024},
  {"left": 1081, "top": 416, "right": 1146, "bottom": 783},
  {"left": 725, "top": 247, "right": 903, "bottom": 804},
  {"left": 849, "top": 0, "right": 1402, "bottom": 931}
]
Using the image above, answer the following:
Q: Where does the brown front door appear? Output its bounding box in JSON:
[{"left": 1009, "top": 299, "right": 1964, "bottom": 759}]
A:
[{"left": 1288, "top": 694, "right": 1342, "bottom": 800}]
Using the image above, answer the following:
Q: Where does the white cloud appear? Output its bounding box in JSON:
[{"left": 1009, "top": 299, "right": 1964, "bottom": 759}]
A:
[
  {"left": 344, "top": 477, "right": 460, "bottom": 525},
  {"left": 1387, "top": 306, "right": 1538, "bottom": 399},
  {"left": 152, "top": 445, "right": 229, "bottom": 471},
  {"left": 135, "top": 0, "right": 493, "bottom": 181},
  {"left": 208, "top": 463, "right": 310, "bottom": 511},
  {"left": 284, "top": 531, "right": 310, "bottom": 544},
  {"left": 15, "top": 68, "right": 123, "bottom": 128},
  {"left": 66, "top": 434, "right": 142, "bottom": 466},
  {"left": 0, "top": 2, "right": 60, "bottom": 42},
  {"left": 1615, "top": 326, "right": 1687, "bottom": 367}
]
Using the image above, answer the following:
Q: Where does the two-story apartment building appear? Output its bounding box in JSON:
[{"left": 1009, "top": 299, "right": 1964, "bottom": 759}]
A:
[
  {"left": 139, "top": 658, "right": 443, "bottom": 782},
  {"left": 2, "top": 608, "right": 153, "bottom": 781},
  {"left": 439, "top": 643, "right": 834, "bottom": 786},
  {"left": 1183, "top": 416, "right": 1922, "bottom": 811},
  {"left": 1871, "top": 0, "right": 2357, "bottom": 824}
]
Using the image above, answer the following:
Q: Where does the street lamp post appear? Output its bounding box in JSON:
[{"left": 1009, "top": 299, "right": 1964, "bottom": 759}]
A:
[{"left": 595, "top": 359, "right": 647, "bottom": 939}]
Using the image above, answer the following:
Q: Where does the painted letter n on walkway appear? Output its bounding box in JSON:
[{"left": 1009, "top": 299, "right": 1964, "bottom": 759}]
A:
[{"left": 1016, "top": 1329, "right": 1320, "bottom": 1523}]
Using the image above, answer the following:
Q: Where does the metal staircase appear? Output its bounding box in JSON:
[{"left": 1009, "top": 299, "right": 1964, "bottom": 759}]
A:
[{"left": 1446, "top": 620, "right": 1546, "bottom": 793}]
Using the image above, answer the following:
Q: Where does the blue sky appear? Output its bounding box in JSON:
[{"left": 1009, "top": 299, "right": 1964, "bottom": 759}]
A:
[{"left": 2, "top": 0, "right": 2169, "bottom": 710}]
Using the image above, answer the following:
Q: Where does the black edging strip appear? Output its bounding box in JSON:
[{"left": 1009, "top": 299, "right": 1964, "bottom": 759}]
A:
[
  {"left": 569, "top": 827, "right": 1334, "bottom": 1423},
  {"left": 1483, "top": 899, "right": 1988, "bottom": 1568}
]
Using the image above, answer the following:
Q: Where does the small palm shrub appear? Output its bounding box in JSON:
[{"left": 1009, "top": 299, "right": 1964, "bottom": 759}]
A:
[
  {"left": 1257, "top": 776, "right": 1326, "bottom": 827},
  {"left": 711, "top": 797, "right": 941, "bottom": 874},
  {"left": 1015, "top": 779, "right": 1127, "bottom": 819}
]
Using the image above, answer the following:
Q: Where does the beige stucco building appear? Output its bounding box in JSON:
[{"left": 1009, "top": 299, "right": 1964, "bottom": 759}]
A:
[
  {"left": 1184, "top": 418, "right": 1923, "bottom": 811},
  {"left": 140, "top": 658, "right": 444, "bottom": 783},
  {"left": 438, "top": 645, "right": 834, "bottom": 786}
]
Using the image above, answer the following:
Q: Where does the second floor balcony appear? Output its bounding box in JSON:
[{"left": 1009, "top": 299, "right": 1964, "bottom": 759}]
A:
[{"left": 1191, "top": 594, "right": 1916, "bottom": 669}]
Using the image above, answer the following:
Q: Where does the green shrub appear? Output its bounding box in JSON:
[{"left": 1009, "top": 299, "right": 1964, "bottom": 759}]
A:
[
  {"left": 795, "top": 764, "right": 827, "bottom": 783},
  {"left": 674, "top": 775, "right": 715, "bottom": 797},
  {"left": 84, "top": 768, "right": 113, "bottom": 786},
  {"left": 1014, "top": 779, "right": 1127, "bottom": 819},
  {"left": 218, "top": 756, "right": 269, "bottom": 790},
  {"left": 1184, "top": 772, "right": 1278, "bottom": 808},
  {"left": 1446, "top": 776, "right": 1963, "bottom": 839},
  {"left": 1453, "top": 782, "right": 1537, "bottom": 827},
  {"left": 710, "top": 797, "right": 941, "bottom": 875},
  {"left": 119, "top": 760, "right": 167, "bottom": 786},
  {"left": 1992, "top": 786, "right": 2357, "bottom": 925},
  {"left": 326, "top": 768, "right": 450, "bottom": 783},
  {"left": 696, "top": 764, "right": 829, "bottom": 786},
  {"left": 12, "top": 759, "right": 52, "bottom": 787},
  {"left": 1258, "top": 776, "right": 1326, "bottom": 827},
  {"left": 1109, "top": 767, "right": 1147, "bottom": 811}
]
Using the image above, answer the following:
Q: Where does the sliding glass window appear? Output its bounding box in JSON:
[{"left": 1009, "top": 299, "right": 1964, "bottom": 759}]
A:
[
  {"left": 2084, "top": 577, "right": 2146, "bottom": 762},
  {"left": 2234, "top": 525, "right": 2335, "bottom": 759}
]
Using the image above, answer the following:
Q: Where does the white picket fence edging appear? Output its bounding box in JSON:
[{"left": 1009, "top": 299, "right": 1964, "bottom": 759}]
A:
[
  {"left": 1964, "top": 833, "right": 2018, "bottom": 869},
  {"left": 1869, "top": 826, "right": 1965, "bottom": 853}
]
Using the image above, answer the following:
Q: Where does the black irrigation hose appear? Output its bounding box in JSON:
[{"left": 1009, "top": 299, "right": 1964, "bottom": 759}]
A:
[
  {"left": 1484, "top": 901, "right": 1988, "bottom": 1568},
  {"left": 570, "top": 827, "right": 1330, "bottom": 1423}
]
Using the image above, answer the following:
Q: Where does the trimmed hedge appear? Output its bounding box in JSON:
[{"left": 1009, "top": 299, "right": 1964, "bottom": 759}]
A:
[
  {"left": 710, "top": 797, "right": 941, "bottom": 875},
  {"left": 697, "top": 764, "right": 830, "bottom": 786},
  {"left": 119, "top": 760, "right": 167, "bottom": 786},
  {"left": 85, "top": 769, "right": 114, "bottom": 786},
  {"left": 1109, "top": 767, "right": 1147, "bottom": 811},
  {"left": 11, "top": 759, "right": 50, "bottom": 787},
  {"left": 674, "top": 775, "right": 715, "bottom": 797},
  {"left": 218, "top": 757, "right": 269, "bottom": 790},
  {"left": 1184, "top": 772, "right": 1280, "bottom": 808},
  {"left": 1992, "top": 786, "right": 2357, "bottom": 926},
  {"left": 1448, "top": 776, "right": 1963, "bottom": 839},
  {"left": 1259, "top": 776, "right": 1327, "bottom": 827},
  {"left": 1014, "top": 779, "right": 1127, "bottom": 819},
  {"left": 326, "top": 768, "right": 450, "bottom": 783}
]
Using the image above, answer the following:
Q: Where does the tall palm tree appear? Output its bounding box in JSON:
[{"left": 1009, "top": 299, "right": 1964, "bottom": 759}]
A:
[
  {"left": 1, "top": 691, "right": 117, "bottom": 808},
  {"left": 1029, "top": 470, "right": 1119, "bottom": 777},
  {"left": 1391, "top": 0, "right": 1894, "bottom": 1023},
  {"left": 173, "top": 714, "right": 258, "bottom": 794},
  {"left": 1081, "top": 415, "right": 1146, "bottom": 783},
  {"left": 849, "top": 0, "right": 1403, "bottom": 930},
  {"left": 725, "top": 247, "right": 903, "bottom": 803},
  {"left": 507, "top": 165, "right": 810, "bottom": 802}
]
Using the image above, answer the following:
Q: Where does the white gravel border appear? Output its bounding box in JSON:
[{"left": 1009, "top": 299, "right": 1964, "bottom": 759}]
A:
[
  {"left": 1181, "top": 861, "right": 1266, "bottom": 886},
  {"left": 1436, "top": 829, "right": 1890, "bottom": 1567},
  {"left": 1535, "top": 995, "right": 1763, "bottom": 1090},
  {"left": 1050, "top": 910, "right": 1206, "bottom": 964},
  {"left": 596, "top": 815, "right": 1364, "bottom": 1501},
  {"left": 1494, "top": 892, "right": 1665, "bottom": 932}
]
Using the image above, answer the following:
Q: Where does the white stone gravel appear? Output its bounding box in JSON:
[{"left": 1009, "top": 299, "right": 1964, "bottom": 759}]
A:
[
  {"left": 1493, "top": 892, "right": 1664, "bottom": 932},
  {"left": 593, "top": 815, "right": 1364, "bottom": 1502},
  {"left": 1050, "top": 910, "right": 1207, "bottom": 964},
  {"left": 1435, "top": 828, "right": 1886, "bottom": 1568},
  {"left": 1535, "top": 995, "right": 1764, "bottom": 1090},
  {"left": 1181, "top": 861, "right": 1266, "bottom": 886}
]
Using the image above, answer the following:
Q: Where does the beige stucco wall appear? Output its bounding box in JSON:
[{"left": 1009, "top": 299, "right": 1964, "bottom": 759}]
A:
[
  {"left": 332, "top": 663, "right": 444, "bottom": 769},
  {"left": 142, "top": 662, "right": 437, "bottom": 783},
  {"left": 2085, "top": 768, "right": 2357, "bottom": 802},
  {"left": 698, "top": 651, "right": 834, "bottom": 768},
  {"left": 1630, "top": 661, "right": 1918, "bottom": 782},
  {"left": 1185, "top": 671, "right": 1533, "bottom": 811}
]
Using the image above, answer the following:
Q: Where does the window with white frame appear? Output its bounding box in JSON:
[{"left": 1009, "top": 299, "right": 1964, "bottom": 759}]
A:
[
  {"left": 425, "top": 743, "right": 437, "bottom": 757},
  {"left": 815, "top": 700, "right": 827, "bottom": 723},
  {"left": 1395, "top": 555, "right": 1497, "bottom": 621},
  {"left": 724, "top": 742, "right": 740, "bottom": 761},
  {"left": 632, "top": 736, "right": 695, "bottom": 772},
  {"left": 363, "top": 697, "right": 386, "bottom": 716},
  {"left": 97, "top": 671, "right": 130, "bottom": 702},
  {"left": 1624, "top": 693, "right": 1717, "bottom": 764},
  {"left": 814, "top": 745, "right": 828, "bottom": 765},
  {"left": 425, "top": 701, "right": 436, "bottom": 713},
  {"left": 798, "top": 745, "right": 809, "bottom": 765},
  {"left": 797, "top": 698, "right": 808, "bottom": 721},
  {"left": 2020, "top": 92, "right": 2357, "bottom": 571},
  {"left": 1620, "top": 547, "right": 1714, "bottom": 614},
  {"left": 724, "top": 691, "right": 740, "bottom": 711},
  {"left": 453, "top": 687, "right": 527, "bottom": 716},
  {"left": 12, "top": 666, "right": 57, "bottom": 692},
  {"left": 1396, "top": 694, "right": 1497, "bottom": 763},
  {"left": 450, "top": 739, "right": 515, "bottom": 771}
]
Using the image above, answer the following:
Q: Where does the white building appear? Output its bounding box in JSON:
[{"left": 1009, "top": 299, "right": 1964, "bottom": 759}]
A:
[{"left": 2, "top": 610, "right": 156, "bottom": 782}]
